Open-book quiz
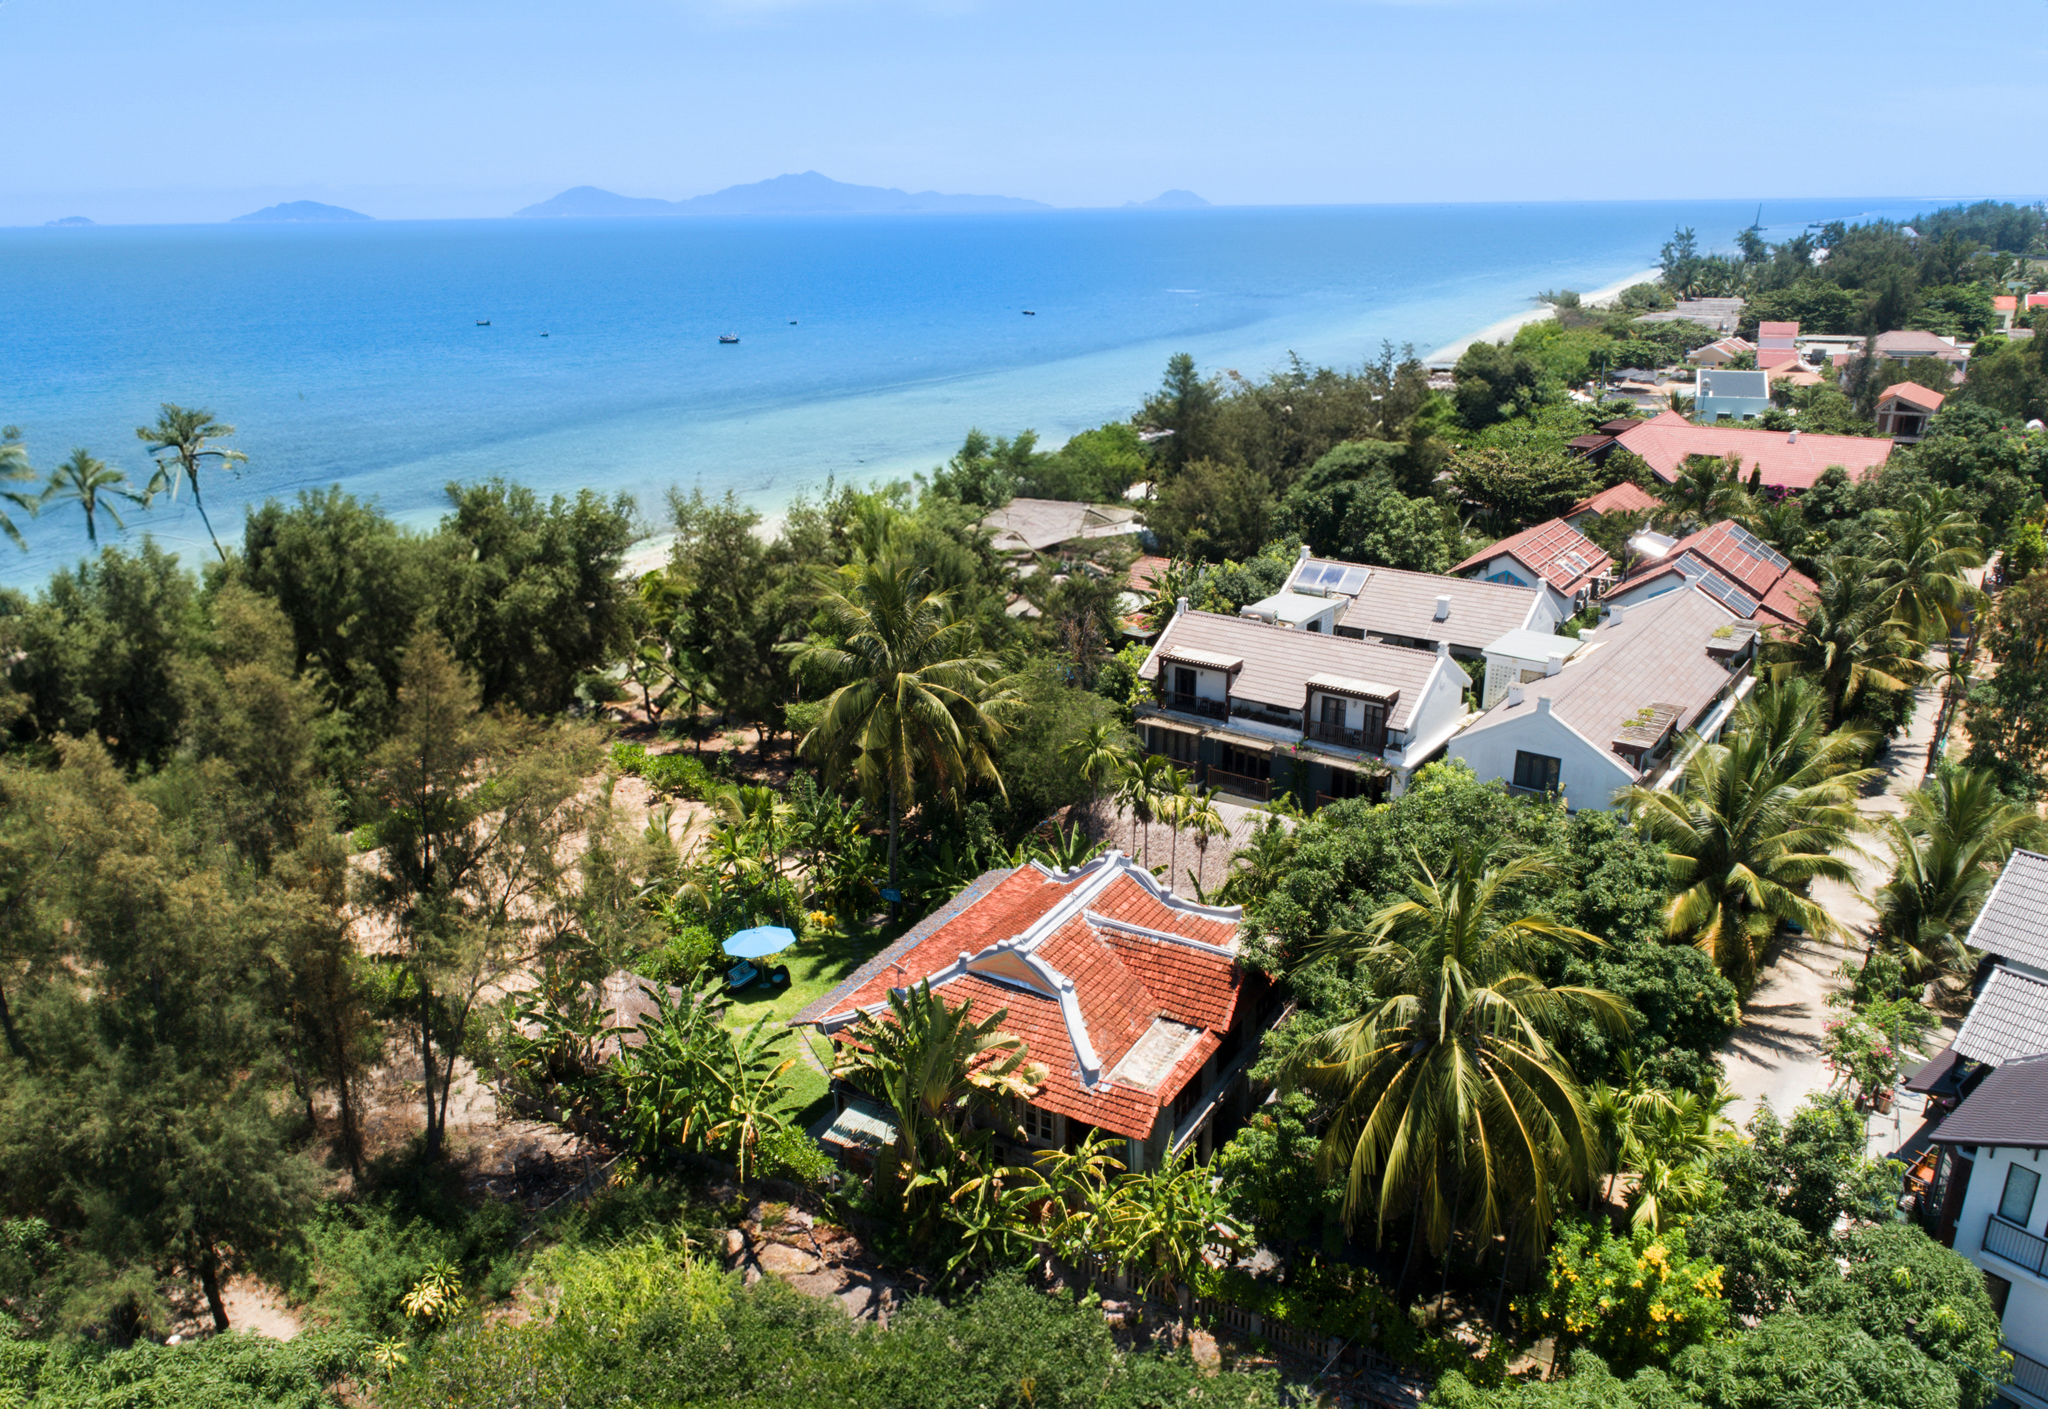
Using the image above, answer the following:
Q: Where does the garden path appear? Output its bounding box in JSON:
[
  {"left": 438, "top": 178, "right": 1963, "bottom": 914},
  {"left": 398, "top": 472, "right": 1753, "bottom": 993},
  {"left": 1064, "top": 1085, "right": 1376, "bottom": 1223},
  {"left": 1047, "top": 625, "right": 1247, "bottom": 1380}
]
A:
[{"left": 1717, "top": 666, "right": 1944, "bottom": 1130}]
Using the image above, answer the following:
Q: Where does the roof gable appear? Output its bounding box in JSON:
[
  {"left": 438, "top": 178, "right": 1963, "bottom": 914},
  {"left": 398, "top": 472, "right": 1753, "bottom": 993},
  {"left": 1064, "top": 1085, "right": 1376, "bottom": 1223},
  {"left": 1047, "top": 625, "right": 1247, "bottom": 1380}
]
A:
[
  {"left": 794, "top": 853, "right": 1250, "bottom": 1141},
  {"left": 1879, "top": 382, "right": 1946, "bottom": 413},
  {"left": 1456, "top": 518, "right": 1612, "bottom": 594}
]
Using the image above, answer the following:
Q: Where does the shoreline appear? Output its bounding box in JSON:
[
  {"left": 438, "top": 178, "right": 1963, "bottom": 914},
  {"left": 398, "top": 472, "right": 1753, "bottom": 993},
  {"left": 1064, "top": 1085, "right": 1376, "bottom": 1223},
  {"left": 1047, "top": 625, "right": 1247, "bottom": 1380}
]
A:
[{"left": 1423, "top": 266, "right": 1663, "bottom": 367}]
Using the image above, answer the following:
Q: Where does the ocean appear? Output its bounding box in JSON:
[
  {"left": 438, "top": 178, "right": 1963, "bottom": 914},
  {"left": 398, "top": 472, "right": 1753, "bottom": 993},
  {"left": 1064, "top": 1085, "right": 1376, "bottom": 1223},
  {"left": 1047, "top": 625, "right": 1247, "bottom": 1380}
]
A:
[{"left": 0, "top": 196, "right": 1938, "bottom": 587}]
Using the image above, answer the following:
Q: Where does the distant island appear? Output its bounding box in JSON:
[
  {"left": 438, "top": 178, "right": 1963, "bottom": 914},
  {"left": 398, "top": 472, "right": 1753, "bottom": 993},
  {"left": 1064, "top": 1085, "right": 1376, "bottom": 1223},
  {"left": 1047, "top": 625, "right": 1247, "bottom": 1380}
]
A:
[
  {"left": 1127, "top": 190, "right": 1211, "bottom": 209},
  {"left": 231, "top": 201, "right": 374, "bottom": 224},
  {"left": 515, "top": 171, "right": 1050, "bottom": 219},
  {"left": 44, "top": 215, "right": 96, "bottom": 227}
]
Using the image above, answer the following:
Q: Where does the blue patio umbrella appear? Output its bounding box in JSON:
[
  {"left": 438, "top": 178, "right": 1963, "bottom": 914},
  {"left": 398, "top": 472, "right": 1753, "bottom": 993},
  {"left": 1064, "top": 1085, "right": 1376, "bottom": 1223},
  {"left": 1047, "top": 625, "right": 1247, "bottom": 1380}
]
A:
[{"left": 723, "top": 925, "right": 797, "bottom": 960}]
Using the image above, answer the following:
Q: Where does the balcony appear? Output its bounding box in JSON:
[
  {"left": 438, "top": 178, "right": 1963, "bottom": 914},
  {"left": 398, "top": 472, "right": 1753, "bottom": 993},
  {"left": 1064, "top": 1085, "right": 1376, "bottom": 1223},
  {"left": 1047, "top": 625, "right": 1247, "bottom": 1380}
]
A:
[
  {"left": 1984, "top": 1214, "right": 2048, "bottom": 1277},
  {"left": 2012, "top": 1346, "right": 2048, "bottom": 1406},
  {"left": 1154, "top": 690, "right": 1226, "bottom": 721},
  {"left": 1306, "top": 719, "right": 1386, "bottom": 753},
  {"left": 1229, "top": 700, "right": 1302, "bottom": 732},
  {"left": 1206, "top": 766, "right": 1271, "bottom": 802}
]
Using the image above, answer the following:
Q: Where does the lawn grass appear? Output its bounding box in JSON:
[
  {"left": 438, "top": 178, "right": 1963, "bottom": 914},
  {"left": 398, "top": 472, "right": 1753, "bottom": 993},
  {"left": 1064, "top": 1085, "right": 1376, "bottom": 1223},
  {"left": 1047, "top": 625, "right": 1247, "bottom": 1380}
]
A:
[{"left": 718, "top": 923, "right": 894, "bottom": 1127}]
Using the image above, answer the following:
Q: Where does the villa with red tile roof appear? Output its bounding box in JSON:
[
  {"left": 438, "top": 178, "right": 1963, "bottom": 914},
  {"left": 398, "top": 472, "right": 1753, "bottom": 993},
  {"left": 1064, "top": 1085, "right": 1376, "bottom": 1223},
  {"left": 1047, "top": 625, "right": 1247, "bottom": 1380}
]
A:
[
  {"left": 1565, "top": 480, "right": 1661, "bottom": 529},
  {"left": 1454, "top": 517, "right": 1611, "bottom": 610},
  {"left": 1612, "top": 411, "right": 1893, "bottom": 494},
  {"left": 1604, "top": 518, "right": 1817, "bottom": 630},
  {"left": 1994, "top": 295, "right": 2019, "bottom": 333},
  {"left": 1876, "top": 383, "right": 1946, "bottom": 444},
  {"left": 794, "top": 852, "right": 1275, "bottom": 1169}
]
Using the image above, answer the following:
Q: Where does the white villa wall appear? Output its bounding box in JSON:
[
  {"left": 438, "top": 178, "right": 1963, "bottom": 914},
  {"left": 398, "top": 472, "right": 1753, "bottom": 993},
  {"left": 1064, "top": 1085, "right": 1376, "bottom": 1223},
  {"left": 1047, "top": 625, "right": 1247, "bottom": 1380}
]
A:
[
  {"left": 1447, "top": 702, "right": 1635, "bottom": 811},
  {"left": 1955, "top": 1143, "right": 2048, "bottom": 1359}
]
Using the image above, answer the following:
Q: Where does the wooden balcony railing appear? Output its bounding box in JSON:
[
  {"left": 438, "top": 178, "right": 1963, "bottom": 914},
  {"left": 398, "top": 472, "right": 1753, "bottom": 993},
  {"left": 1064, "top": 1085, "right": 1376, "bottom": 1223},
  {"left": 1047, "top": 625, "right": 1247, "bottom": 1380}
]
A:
[
  {"left": 1206, "top": 767, "right": 1271, "bottom": 802},
  {"left": 1155, "top": 690, "right": 1227, "bottom": 720},
  {"left": 1306, "top": 720, "right": 1386, "bottom": 752},
  {"left": 1984, "top": 1214, "right": 2048, "bottom": 1277}
]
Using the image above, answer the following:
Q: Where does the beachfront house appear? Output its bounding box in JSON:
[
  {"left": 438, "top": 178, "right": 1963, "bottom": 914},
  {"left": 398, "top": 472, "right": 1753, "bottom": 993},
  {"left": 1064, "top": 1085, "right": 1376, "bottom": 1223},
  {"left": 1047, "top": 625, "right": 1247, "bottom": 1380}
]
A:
[
  {"left": 1603, "top": 518, "right": 1817, "bottom": 631},
  {"left": 1876, "top": 382, "right": 1947, "bottom": 443},
  {"left": 795, "top": 850, "right": 1278, "bottom": 1172},
  {"left": 1133, "top": 603, "right": 1471, "bottom": 805},
  {"left": 1453, "top": 518, "right": 1611, "bottom": 612},
  {"left": 1694, "top": 368, "right": 1772, "bottom": 423},
  {"left": 1238, "top": 547, "right": 1562, "bottom": 655},
  {"left": 1445, "top": 589, "right": 1759, "bottom": 811},
  {"left": 1611, "top": 411, "right": 1893, "bottom": 496}
]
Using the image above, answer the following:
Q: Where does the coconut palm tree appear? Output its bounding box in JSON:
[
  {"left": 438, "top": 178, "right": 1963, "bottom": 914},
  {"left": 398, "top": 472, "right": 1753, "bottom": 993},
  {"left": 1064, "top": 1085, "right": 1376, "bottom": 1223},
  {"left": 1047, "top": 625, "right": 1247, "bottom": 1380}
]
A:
[
  {"left": 136, "top": 404, "right": 247, "bottom": 561},
  {"left": 0, "top": 426, "right": 40, "bottom": 551},
  {"left": 1736, "top": 674, "right": 1879, "bottom": 787},
  {"left": 833, "top": 980, "right": 1044, "bottom": 1182},
  {"left": 787, "top": 551, "right": 1013, "bottom": 898},
  {"left": 1766, "top": 556, "right": 1926, "bottom": 724},
  {"left": 1866, "top": 490, "right": 1987, "bottom": 642},
  {"left": 1656, "top": 452, "right": 1758, "bottom": 532},
  {"left": 1875, "top": 766, "right": 2048, "bottom": 988},
  {"left": 1116, "top": 754, "right": 1177, "bottom": 865},
  {"left": 1180, "top": 786, "right": 1227, "bottom": 894},
  {"left": 1281, "top": 844, "right": 1624, "bottom": 1257},
  {"left": 1060, "top": 722, "right": 1133, "bottom": 831},
  {"left": 1218, "top": 811, "right": 1298, "bottom": 907},
  {"left": 1620, "top": 718, "right": 1865, "bottom": 992},
  {"left": 41, "top": 449, "right": 149, "bottom": 548}
]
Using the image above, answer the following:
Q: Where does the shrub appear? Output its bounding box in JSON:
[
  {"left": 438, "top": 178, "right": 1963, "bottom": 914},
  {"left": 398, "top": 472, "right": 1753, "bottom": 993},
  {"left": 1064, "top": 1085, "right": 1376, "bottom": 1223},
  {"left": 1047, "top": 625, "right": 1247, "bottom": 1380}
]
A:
[
  {"left": 0, "top": 1331, "right": 369, "bottom": 1409},
  {"left": 1521, "top": 1220, "right": 1728, "bottom": 1375}
]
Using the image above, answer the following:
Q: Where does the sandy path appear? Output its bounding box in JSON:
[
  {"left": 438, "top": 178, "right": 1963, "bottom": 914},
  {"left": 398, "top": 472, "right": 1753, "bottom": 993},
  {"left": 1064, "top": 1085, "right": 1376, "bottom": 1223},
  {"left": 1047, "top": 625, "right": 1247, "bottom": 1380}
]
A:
[{"left": 1718, "top": 671, "right": 1943, "bottom": 1129}]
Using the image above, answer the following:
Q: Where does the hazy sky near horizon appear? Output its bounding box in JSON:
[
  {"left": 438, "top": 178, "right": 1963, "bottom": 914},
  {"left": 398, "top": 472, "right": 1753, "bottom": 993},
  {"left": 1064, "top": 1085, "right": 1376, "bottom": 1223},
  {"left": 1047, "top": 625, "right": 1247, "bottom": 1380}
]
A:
[{"left": 4, "top": 0, "right": 2044, "bottom": 224}]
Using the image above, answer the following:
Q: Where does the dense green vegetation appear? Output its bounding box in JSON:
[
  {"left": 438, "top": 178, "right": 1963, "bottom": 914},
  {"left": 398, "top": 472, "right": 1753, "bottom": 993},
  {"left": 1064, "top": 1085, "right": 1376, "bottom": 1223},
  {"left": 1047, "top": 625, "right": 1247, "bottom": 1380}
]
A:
[{"left": 0, "top": 200, "right": 2043, "bottom": 1407}]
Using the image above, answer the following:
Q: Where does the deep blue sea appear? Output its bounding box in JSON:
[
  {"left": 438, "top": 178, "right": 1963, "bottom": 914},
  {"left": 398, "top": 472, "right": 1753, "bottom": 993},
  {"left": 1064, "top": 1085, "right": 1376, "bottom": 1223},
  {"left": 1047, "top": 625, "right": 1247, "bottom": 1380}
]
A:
[{"left": 0, "top": 196, "right": 1939, "bottom": 586}]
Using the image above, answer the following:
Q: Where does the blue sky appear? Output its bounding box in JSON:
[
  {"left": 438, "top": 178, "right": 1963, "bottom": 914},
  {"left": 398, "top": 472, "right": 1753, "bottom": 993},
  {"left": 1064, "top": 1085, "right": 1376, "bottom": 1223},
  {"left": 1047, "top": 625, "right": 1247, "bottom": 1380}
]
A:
[{"left": 3, "top": 0, "right": 2043, "bottom": 223}]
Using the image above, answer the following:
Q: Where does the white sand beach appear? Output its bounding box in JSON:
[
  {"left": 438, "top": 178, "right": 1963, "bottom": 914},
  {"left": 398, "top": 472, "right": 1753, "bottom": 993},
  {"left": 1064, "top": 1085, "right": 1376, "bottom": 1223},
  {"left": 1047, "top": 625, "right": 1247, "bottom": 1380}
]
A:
[{"left": 1424, "top": 266, "right": 1663, "bottom": 366}]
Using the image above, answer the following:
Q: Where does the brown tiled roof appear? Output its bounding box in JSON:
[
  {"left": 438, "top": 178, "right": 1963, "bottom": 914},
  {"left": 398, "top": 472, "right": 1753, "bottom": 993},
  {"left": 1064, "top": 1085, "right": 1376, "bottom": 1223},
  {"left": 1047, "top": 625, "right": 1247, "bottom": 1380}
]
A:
[
  {"left": 1140, "top": 610, "right": 1445, "bottom": 728},
  {"left": 1872, "top": 330, "right": 1967, "bottom": 362},
  {"left": 1929, "top": 1052, "right": 2048, "bottom": 1150},
  {"left": 1613, "top": 411, "right": 1892, "bottom": 492},
  {"left": 797, "top": 854, "right": 1251, "bottom": 1141},
  {"left": 1457, "top": 589, "right": 1744, "bottom": 779},
  {"left": 1570, "top": 481, "right": 1661, "bottom": 519},
  {"left": 1455, "top": 518, "right": 1611, "bottom": 594},
  {"left": 1286, "top": 557, "right": 1543, "bottom": 651},
  {"left": 1617, "top": 519, "right": 1818, "bottom": 627}
]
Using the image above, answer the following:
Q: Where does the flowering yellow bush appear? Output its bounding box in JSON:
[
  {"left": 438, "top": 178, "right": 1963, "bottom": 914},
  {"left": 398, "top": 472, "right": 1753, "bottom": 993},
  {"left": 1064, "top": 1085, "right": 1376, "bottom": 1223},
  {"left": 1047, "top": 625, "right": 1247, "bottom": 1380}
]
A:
[{"left": 1520, "top": 1220, "right": 1727, "bottom": 1373}]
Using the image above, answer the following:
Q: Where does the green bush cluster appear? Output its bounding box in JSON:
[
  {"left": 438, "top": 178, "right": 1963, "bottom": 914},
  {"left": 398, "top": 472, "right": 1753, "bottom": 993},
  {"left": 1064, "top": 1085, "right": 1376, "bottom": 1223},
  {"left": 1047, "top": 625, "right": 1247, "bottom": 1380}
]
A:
[
  {"left": 1195, "top": 1259, "right": 1467, "bottom": 1376},
  {"left": 299, "top": 1178, "right": 520, "bottom": 1339},
  {"left": 0, "top": 1330, "right": 369, "bottom": 1409},
  {"left": 609, "top": 741, "right": 713, "bottom": 798}
]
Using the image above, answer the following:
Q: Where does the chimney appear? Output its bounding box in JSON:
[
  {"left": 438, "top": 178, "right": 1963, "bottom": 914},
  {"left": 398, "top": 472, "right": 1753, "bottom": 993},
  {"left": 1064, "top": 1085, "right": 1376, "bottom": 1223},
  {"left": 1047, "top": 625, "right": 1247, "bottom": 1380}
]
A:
[
  {"left": 1507, "top": 684, "right": 1525, "bottom": 706},
  {"left": 1608, "top": 603, "right": 1625, "bottom": 624},
  {"left": 1434, "top": 594, "right": 1451, "bottom": 621},
  {"left": 1175, "top": 596, "right": 1189, "bottom": 616},
  {"left": 1436, "top": 641, "right": 1450, "bottom": 658},
  {"left": 1297, "top": 543, "right": 1311, "bottom": 560},
  {"left": 1787, "top": 430, "right": 1800, "bottom": 443},
  {"left": 1546, "top": 653, "right": 1565, "bottom": 676},
  {"left": 1536, "top": 695, "right": 1554, "bottom": 716}
]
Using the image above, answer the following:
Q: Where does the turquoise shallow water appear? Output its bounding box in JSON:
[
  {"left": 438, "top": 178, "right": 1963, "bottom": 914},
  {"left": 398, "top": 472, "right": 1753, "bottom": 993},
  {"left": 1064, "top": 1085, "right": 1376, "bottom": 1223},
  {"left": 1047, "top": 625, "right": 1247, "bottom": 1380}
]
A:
[{"left": 0, "top": 197, "right": 1930, "bottom": 586}]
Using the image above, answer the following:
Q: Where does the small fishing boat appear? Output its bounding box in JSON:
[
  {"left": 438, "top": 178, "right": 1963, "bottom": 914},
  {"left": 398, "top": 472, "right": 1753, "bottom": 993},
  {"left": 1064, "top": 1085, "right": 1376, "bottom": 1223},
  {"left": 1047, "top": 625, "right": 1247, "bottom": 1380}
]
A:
[
  {"left": 789, "top": 319, "right": 798, "bottom": 325},
  {"left": 476, "top": 319, "right": 491, "bottom": 326},
  {"left": 540, "top": 331, "right": 550, "bottom": 338},
  {"left": 718, "top": 333, "right": 740, "bottom": 344},
  {"left": 1022, "top": 310, "right": 1036, "bottom": 316}
]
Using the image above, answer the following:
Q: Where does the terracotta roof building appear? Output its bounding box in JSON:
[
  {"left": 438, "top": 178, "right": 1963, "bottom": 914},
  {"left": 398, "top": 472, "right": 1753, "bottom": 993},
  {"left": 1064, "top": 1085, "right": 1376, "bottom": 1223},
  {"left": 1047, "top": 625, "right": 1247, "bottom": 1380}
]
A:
[
  {"left": 1566, "top": 481, "right": 1661, "bottom": 527},
  {"left": 794, "top": 852, "right": 1274, "bottom": 1167},
  {"left": 1604, "top": 518, "right": 1818, "bottom": 629},
  {"left": 1454, "top": 518, "right": 1612, "bottom": 605},
  {"left": 1876, "top": 382, "right": 1947, "bottom": 443},
  {"left": 1612, "top": 411, "right": 1893, "bottom": 493}
]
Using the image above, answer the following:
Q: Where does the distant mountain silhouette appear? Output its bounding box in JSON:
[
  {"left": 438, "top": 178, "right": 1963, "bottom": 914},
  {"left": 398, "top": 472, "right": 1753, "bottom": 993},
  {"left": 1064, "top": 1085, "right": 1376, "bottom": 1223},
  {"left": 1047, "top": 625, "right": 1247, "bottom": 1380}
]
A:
[
  {"left": 232, "top": 201, "right": 373, "bottom": 223},
  {"left": 45, "top": 215, "right": 95, "bottom": 227},
  {"left": 515, "top": 172, "right": 1050, "bottom": 218},
  {"left": 1127, "top": 190, "right": 1211, "bottom": 209}
]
